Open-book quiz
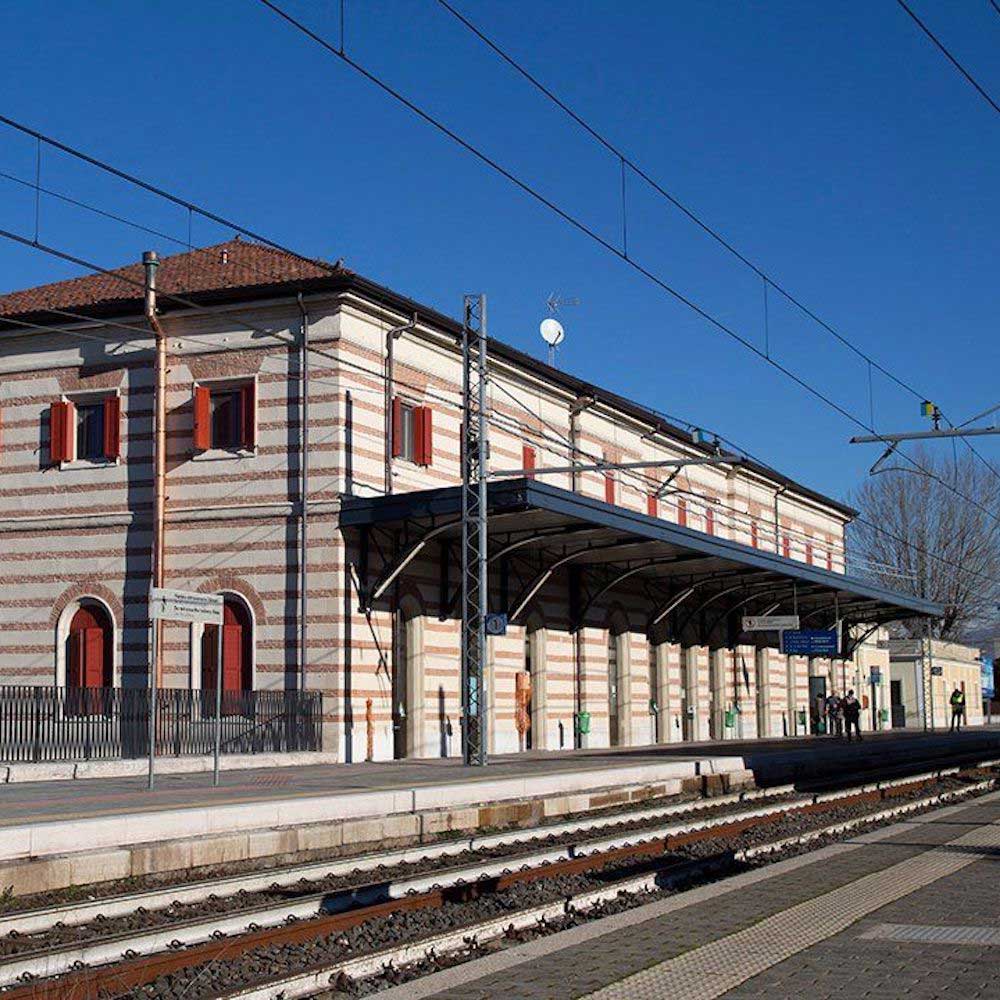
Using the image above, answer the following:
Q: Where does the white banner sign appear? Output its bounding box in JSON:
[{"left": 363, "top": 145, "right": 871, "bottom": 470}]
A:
[
  {"left": 742, "top": 615, "right": 800, "bottom": 632},
  {"left": 150, "top": 588, "right": 224, "bottom": 624}
]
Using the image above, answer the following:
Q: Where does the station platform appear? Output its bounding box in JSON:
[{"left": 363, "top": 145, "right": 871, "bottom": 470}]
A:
[
  {"left": 2, "top": 729, "right": 999, "bottom": 899},
  {"left": 373, "top": 786, "right": 1000, "bottom": 1000}
]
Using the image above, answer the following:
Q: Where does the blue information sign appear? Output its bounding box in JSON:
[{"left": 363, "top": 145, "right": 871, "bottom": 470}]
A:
[
  {"left": 780, "top": 629, "right": 839, "bottom": 656},
  {"left": 981, "top": 655, "right": 995, "bottom": 700}
]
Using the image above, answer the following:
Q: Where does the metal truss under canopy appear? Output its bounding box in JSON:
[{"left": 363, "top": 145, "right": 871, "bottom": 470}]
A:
[{"left": 342, "top": 478, "right": 941, "bottom": 654}]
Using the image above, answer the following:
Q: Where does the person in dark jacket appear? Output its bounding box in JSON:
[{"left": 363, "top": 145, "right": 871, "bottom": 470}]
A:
[
  {"left": 842, "top": 689, "right": 862, "bottom": 742},
  {"left": 950, "top": 686, "right": 966, "bottom": 732}
]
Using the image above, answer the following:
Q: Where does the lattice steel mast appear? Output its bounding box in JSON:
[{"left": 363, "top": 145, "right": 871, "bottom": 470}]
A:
[{"left": 461, "top": 294, "right": 489, "bottom": 766}]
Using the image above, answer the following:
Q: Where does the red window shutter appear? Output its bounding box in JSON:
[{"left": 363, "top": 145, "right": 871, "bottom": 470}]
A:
[
  {"left": 705, "top": 507, "right": 715, "bottom": 535},
  {"left": 523, "top": 445, "right": 536, "bottom": 478},
  {"left": 805, "top": 542, "right": 813, "bottom": 565},
  {"left": 49, "top": 400, "right": 74, "bottom": 463},
  {"left": 102, "top": 395, "right": 121, "bottom": 460},
  {"left": 240, "top": 382, "right": 257, "bottom": 449},
  {"left": 677, "top": 497, "right": 687, "bottom": 527},
  {"left": 420, "top": 407, "right": 433, "bottom": 466},
  {"left": 413, "top": 406, "right": 433, "bottom": 466},
  {"left": 782, "top": 534, "right": 791, "bottom": 558},
  {"left": 827, "top": 548, "right": 834, "bottom": 571},
  {"left": 192, "top": 386, "right": 211, "bottom": 451},
  {"left": 750, "top": 520, "right": 759, "bottom": 548},
  {"left": 391, "top": 397, "right": 403, "bottom": 458},
  {"left": 647, "top": 493, "right": 658, "bottom": 517},
  {"left": 604, "top": 472, "right": 615, "bottom": 504}
]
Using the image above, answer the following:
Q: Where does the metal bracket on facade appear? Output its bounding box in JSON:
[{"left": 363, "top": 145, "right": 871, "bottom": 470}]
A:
[
  {"left": 574, "top": 554, "right": 706, "bottom": 625},
  {"left": 363, "top": 518, "right": 462, "bottom": 610}
]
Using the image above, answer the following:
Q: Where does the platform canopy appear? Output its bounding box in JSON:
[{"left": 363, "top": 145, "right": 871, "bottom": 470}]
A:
[{"left": 341, "top": 479, "right": 941, "bottom": 653}]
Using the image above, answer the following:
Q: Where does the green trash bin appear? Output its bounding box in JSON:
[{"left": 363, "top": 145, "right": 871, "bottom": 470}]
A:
[
  {"left": 576, "top": 711, "right": 591, "bottom": 735},
  {"left": 797, "top": 709, "right": 807, "bottom": 729},
  {"left": 724, "top": 709, "right": 735, "bottom": 729},
  {"left": 880, "top": 707, "right": 890, "bottom": 724}
]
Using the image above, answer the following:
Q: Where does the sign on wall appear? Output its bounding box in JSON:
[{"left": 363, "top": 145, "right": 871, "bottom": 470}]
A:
[
  {"left": 742, "top": 615, "right": 800, "bottom": 632},
  {"left": 150, "top": 588, "right": 224, "bottom": 625},
  {"left": 780, "top": 629, "right": 839, "bottom": 656}
]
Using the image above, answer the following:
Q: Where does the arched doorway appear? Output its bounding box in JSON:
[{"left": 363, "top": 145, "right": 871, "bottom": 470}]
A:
[
  {"left": 67, "top": 602, "right": 113, "bottom": 689},
  {"left": 202, "top": 597, "right": 252, "bottom": 696}
]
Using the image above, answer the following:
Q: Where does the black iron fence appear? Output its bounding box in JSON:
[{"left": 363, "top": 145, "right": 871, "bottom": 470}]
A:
[{"left": 0, "top": 686, "right": 323, "bottom": 763}]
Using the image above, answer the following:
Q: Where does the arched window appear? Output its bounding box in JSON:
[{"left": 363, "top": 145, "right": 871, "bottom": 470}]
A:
[
  {"left": 202, "top": 596, "right": 253, "bottom": 694},
  {"left": 67, "top": 602, "right": 113, "bottom": 689}
]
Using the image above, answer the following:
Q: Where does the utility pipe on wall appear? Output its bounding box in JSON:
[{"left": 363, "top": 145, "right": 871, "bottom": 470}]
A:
[
  {"left": 383, "top": 313, "right": 418, "bottom": 494},
  {"left": 297, "top": 294, "right": 310, "bottom": 692},
  {"left": 143, "top": 251, "right": 166, "bottom": 688}
]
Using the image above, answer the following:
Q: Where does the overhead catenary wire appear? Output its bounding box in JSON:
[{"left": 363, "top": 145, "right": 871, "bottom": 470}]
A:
[
  {"left": 433, "top": 0, "right": 930, "bottom": 404},
  {"left": 439, "top": 0, "right": 1000, "bottom": 501},
  {"left": 0, "top": 181, "right": 983, "bottom": 592},
  {"left": 0, "top": 233, "right": 970, "bottom": 593},
  {"left": 895, "top": 0, "right": 1000, "bottom": 117},
  {"left": 0, "top": 24, "right": 993, "bottom": 522},
  {"left": 253, "top": 0, "right": 1000, "bottom": 537},
  {"left": 0, "top": 76, "right": 986, "bottom": 596}
]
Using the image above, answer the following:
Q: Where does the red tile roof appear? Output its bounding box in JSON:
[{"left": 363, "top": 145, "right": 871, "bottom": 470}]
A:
[{"left": 0, "top": 239, "right": 346, "bottom": 320}]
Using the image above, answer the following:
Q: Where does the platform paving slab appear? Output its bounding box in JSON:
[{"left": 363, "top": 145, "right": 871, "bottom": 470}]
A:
[{"left": 374, "top": 793, "right": 1000, "bottom": 1000}]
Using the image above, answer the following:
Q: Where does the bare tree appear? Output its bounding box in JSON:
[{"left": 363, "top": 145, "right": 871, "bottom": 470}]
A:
[{"left": 849, "top": 446, "right": 1000, "bottom": 639}]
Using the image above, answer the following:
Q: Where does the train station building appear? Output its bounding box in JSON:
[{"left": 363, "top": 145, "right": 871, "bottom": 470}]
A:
[{"left": 0, "top": 240, "right": 942, "bottom": 765}]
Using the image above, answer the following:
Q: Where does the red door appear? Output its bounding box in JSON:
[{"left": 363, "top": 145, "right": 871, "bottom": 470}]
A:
[
  {"left": 222, "top": 624, "right": 243, "bottom": 693},
  {"left": 202, "top": 600, "right": 251, "bottom": 694},
  {"left": 68, "top": 606, "right": 110, "bottom": 689}
]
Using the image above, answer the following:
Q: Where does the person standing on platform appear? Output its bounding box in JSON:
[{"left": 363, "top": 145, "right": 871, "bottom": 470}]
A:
[
  {"left": 825, "top": 692, "right": 843, "bottom": 738},
  {"left": 950, "top": 686, "right": 966, "bottom": 732},
  {"left": 843, "top": 689, "right": 862, "bottom": 742}
]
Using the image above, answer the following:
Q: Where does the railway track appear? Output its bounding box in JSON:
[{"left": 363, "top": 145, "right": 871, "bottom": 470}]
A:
[{"left": 1, "top": 763, "right": 995, "bottom": 1000}]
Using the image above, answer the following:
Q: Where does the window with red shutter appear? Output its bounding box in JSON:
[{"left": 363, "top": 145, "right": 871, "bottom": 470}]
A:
[
  {"left": 677, "top": 497, "right": 687, "bottom": 527},
  {"left": 827, "top": 548, "right": 834, "bottom": 571},
  {"left": 705, "top": 506, "right": 715, "bottom": 535},
  {"left": 49, "top": 400, "right": 74, "bottom": 463},
  {"left": 782, "top": 534, "right": 791, "bottom": 559},
  {"left": 805, "top": 541, "right": 813, "bottom": 565},
  {"left": 522, "top": 445, "right": 536, "bottom": 478},
  {"left": 102, "top": 395, "right": 121, "bottom": 461},
  {"left": 750, "top": 520, "right": 759, "bottom": 548},
  {"left": 604, "top": 472, "right": 615, "bottom": 504},
  {"left": 192, "top": 381, "right": 256, "bottom": 452},
  {"left": 647, "top": 493, "right": 658, "bottom": 517}
]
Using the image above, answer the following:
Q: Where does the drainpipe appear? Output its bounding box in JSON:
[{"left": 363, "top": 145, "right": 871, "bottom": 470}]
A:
[
  {"left": 144, "top": 251, "right": 166, "bottom": 688},
  {"left": 383, "top": 313, "right": 418, "bottom": 494},
  {"left": 297, "top": 294, "right": 310, "bottom": 692}
]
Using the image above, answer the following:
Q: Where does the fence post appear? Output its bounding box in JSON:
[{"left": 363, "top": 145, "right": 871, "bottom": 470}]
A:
[{"left": 32, "top": 686, "right": 42, "bottom": 763}]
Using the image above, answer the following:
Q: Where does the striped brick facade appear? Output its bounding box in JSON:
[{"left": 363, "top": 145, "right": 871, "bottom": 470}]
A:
[{"left": 0, "top": 243, "right": 890, "bottom": 762}]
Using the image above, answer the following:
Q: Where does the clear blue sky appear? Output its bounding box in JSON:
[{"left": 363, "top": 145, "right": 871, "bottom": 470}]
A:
[{"left": 1, "top": 0, "right": 998, "bottom": 502}]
